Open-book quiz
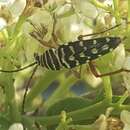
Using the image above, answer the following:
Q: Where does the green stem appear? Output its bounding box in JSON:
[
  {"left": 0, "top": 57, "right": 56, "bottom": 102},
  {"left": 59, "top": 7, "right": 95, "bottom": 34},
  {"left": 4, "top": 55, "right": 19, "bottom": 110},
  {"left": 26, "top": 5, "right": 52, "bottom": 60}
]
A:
[
  {"left": 120, "top": 104, "right": 130, "bottom": 110},
  {"left": 22, "top": 116, "right": 35, "bottom": 130},
  {"left": 116, "top": 91, "right": 129, "bottom": 105},
  {"left": 22, "top": 98, "right": 130, "bottom": 126},
  {"left": 9, "top": 16, "right": 26, "bottom": 44},
  {"left": 68, "top": 124, "right": 95, "bottom": 130},
  {"left": 68, "top": 100, "right": 108, "bottom": 121},
  {"left": 14, "top": 16, "right": 26, "bottom": 36},
  {"left": 113, "top": 0, "right": 121, "bottom": 23},
  {"left": 102, "top": 77, "right": 112, "bottom": 103},
  {"left": 111, "top": 104, "right": 130, "bottom": 116},
  {"left": 128, "top": 0, "right": 130, "bottom": 21},
  {"left": 3, "top": 74, "right": 21, "bottom": 123},
  {"left": 23, "top": 100, "right": 109, "bottom": 126}
]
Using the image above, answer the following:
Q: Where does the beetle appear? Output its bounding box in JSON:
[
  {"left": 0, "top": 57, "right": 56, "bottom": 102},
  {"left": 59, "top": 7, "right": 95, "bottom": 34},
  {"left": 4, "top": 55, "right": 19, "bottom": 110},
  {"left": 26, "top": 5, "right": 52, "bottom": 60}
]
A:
[
  {"left": 34, "top": 36, "right": 121, "bottom": 70},
  {"left": 0, "top": 35, "right": 128, "bottom": 78},
  {"left": 0, "top": 21, "right": 129, "bottom": 77},
  {"left": 0, "top": 36, "right": 122, "bottom": 72}
]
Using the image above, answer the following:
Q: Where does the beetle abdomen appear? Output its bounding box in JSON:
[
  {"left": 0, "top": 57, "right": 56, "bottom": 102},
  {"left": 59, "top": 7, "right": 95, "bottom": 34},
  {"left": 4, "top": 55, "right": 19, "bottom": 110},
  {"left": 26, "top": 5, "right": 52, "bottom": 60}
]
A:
[{"left": 36, "top": 37, "right": 121, "bottom": 70}]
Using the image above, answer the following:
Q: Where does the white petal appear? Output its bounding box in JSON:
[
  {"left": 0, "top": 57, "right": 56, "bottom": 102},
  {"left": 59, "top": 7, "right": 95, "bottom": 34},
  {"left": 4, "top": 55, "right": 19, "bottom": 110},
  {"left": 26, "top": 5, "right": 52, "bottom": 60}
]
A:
[
  {"left": 0, "top": 17, "right": 7, "bottom": 30},
  {"left": 84, "top": 69, "right": 102, "bottom": 88},
  {"left": 94, "top": 114, "right": 107, "bottom": 130},
  {"left": 8, "top": 123, "right": 23, "bottom": 130},
  {"left": 121, "top": 110, "right": 130, "bottom": 125},
  {"left": 72, "top": 0, "right": 97, "bottom": 18},
  {"left": 123, "top": 73, "right": 130, "bottom": 92},
  {"left": 114, "top": 44, "right": 125, "bottom": 69},
  {"left": 8, "top": 0, "right": 26, "bottom": 17},
  {"left": 0, "top": 0, "right": 15, "bottom": 6},
  {"left": 123, "top": 57, "right": 130, "bottom": 70}
]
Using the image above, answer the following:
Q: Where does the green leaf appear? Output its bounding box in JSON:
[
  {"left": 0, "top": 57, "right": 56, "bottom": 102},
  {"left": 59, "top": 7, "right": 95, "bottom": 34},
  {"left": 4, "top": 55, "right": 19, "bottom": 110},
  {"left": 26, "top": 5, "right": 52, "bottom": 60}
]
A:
[
  {"left": 0, "top": 114, "right": 10, "bottom": 130},
  {"left": 46, "top": 97, "right": 93, "bottom": 116}
]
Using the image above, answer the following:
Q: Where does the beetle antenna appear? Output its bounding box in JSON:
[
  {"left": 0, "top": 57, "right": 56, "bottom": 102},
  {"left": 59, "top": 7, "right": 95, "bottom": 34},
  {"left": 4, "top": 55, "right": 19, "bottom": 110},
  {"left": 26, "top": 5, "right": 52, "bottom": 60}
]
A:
[
  {"left": 0, "top": 62, "right": 37, "bottom": 73},
  {"left": 78, "top": 21, "right": 130, "bottom": 40}
]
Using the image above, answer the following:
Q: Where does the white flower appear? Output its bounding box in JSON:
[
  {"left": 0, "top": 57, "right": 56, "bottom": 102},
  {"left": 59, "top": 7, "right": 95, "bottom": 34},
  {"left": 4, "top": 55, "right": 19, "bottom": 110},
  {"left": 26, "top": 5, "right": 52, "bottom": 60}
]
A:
[
  {"left": 0, "top": 0, "right": 15, "bottom": 6},
  {"left": 123, "top": 57, "right": 130, "bottom": 70},
  {"left": 8, "top": 123, "right": 23, "bottom": 130},
  {"left": 122, "top": 57, "right": 130, "bottom": 92},
  {"left": 94, "top": 114, "right": 107, "bottom": 130},
  {"left": 8, "top": 0, "right": 26, "bottom": 18},
  {"left": 0, "top": 0, "right": 26, "bottom": 18},
  {"left": 72, "top": 0, "right": 97, "bottom": 19},
  {"left": 114, "top": 44, "right": 125, "bottom": 69},
  {"left": 120, "top": 110, "right": 130, "bottom": 130},
  {"left": 0, "top": 17, "right": 7, "bottom": 30},
  {"left": 0, "top": 0, "right": 26, "bottom": 29}
]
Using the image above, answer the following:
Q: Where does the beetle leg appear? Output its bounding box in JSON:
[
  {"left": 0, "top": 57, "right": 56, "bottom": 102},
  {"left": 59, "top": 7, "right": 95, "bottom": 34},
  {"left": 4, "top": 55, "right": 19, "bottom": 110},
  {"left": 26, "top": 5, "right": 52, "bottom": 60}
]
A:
[
  {"left": 88, "top": 61, "right": 126, "bottom": 77},
  {"left": 28, "top": 20, "right": 57, "bottom": 48},
  {"left": 22, "top": 65, "right": 38, "bottom": 114},
  {"left": 51, "top": 13, "right": 59, "bottom": 46}
]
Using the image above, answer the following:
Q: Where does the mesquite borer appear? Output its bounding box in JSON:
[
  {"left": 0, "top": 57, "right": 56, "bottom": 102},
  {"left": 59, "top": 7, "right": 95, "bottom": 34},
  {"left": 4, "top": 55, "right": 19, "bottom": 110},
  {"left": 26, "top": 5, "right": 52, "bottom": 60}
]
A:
[{"left": 0, "top": 21, "right": 128, "bottom": 75}]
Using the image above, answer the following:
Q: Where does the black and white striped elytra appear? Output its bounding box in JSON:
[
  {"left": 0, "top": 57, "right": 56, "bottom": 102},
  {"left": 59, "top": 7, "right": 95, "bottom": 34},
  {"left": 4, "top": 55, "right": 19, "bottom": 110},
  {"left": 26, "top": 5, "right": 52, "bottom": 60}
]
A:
[{"left": 34, "top": 37, "right": 121, "bottom": 70}]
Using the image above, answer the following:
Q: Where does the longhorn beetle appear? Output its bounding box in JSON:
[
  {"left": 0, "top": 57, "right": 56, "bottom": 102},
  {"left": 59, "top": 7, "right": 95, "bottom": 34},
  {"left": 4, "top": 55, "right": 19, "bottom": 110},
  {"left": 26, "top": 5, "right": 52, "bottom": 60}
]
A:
[
  {"left": 0, "top": 21, "right": 130, "bottom": 113},
  {"left": 0, "top": 21, "right": 129, "bottom": 76},
  {"left": 0, "top": 37, "right": 125, "bottom": 73}
]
